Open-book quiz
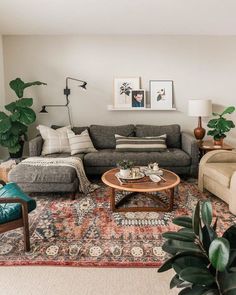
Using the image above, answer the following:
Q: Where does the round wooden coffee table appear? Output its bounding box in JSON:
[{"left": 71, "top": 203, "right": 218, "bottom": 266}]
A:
[{"left": 102, "top": 168, "right": 180, "bottom": 212}]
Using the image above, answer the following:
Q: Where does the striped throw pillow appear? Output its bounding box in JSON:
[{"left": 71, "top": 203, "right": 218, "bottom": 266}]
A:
[
  {"left": 67, "top": 129, "right": 97, "bottom": 155},
  {"left": 115, "top": 134, "right": 167, "bottom": 152},
  {"left": 37, "top": 125, "right": 71, "bottom": 155}
]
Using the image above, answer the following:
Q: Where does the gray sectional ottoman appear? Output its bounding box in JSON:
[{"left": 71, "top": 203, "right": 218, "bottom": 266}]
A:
[{"left": 9, "top": 124, "right": 198, "bottom": 193}]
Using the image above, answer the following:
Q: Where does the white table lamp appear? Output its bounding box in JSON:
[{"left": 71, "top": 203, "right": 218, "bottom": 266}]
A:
[{"left": 188, "top": 99, "right": 212, "bottom": 140}]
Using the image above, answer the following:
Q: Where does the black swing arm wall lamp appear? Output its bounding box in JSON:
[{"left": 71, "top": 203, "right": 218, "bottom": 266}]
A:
[{"left": 40, "top": 77, "right": 87, "bottom": 125}]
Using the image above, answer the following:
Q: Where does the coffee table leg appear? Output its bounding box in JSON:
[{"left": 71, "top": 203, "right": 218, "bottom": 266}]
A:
[
  {"left": 111, "top": 188, "right": 116, "bottom": 212},
  {"left": 168, "top": 188, "right": 174, "bottom": 211}
]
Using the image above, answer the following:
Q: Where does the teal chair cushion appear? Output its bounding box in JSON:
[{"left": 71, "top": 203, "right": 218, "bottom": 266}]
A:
[{"left": 0, "top": 183, "right": 36, "bottom": 224}]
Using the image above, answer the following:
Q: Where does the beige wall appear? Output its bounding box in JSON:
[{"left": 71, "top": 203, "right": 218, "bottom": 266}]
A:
[
  {"left": 0, "top": 35, "right": 7, "bottom": 159},
  {"left": 2, "top": 35, "right": 236, "bottom": 146}
]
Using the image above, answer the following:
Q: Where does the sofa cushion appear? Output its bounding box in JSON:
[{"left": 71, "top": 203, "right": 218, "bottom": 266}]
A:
[
  {"left": 89, "top": 125, "right": 135, "bottom": 149},
  {"left": 67, "top": 129, "right": 97, "bottom": 155},
  {"left": 115, "top": 134, "right": 167, "bottom": 152},
  {"left": 203, "top": 163, "right": 236, "bottom": 187},
  {"left": 84, "top": 148, "right": 191, "bottom": 167},
  {"left": 135, "top": 124, "right": 181, "bottom": 148},
  {"left": 37, "top": 125, "right": 71, "bottom": 155}
]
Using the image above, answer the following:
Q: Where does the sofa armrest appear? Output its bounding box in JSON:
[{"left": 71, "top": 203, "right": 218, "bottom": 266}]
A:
[
  {"left": 181, "top": 132, "right": 198, "bottom": 164},
  {"left": 29, "top": 136, "right": 43, "bottom": 157}
]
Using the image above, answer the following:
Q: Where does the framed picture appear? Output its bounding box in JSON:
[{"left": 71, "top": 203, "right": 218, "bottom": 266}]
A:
[
  {"left": 131, "top": 89, "right": 146, "bottom": 108},
  {"left": 114, "top": 77, "right": 140, "bottom": 107},
  {"left": 149, "top": 80, "right": 173, "bottom": 110}
]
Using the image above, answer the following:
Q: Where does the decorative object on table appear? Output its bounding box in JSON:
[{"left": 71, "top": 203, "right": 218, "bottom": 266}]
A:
[
  {"left": 198, "top": 140, "right": 233, "bottom": 159},
  {"left": 188, "top": 99, "right": 212, "bottom": 141},
  {"left": 158, "top": 200, "right": 236, "bottom": 295},
  {"left": 199, "top": 150, "right": 236, "bottom": 214},
  {"left": 149, "top": 174, "right": 161, "bottom": 183},
  {"left": 131, "top": 89, "right": 146, "bottom": 108},
  {"left": 0, "top": 181, "right": 37, "bottom": 252},
  {"left": 40, "top": 77, "right": 87, "bottom": 125},
  {"left": 115, "top": 134, "right": 167, "bottom": 152},
  {"left": 1, "top": 181, "right": 235, "bottom": 267},
  {"left": 0, "top": 160, "right": 16, "bottom": 182},
  {"left": 207, "top": 106, "right": 235, "bottom": 146},
  {"left": 0, "top": 78, "right": 46, "bottom": 158},
  {"left": 102, "top": 168, "right": 180, "bottom": 212},
  {"left": 114, "top": 77, "right": 140, "bottom": 108},
  {"left": 117, "top": 159, "right": 133, "bottom": 178},
  {"left": 149, "top": 80, "right": 173, "bottom": 110}
]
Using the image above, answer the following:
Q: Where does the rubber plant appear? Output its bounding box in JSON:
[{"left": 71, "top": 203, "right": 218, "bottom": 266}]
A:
[
  {"left": 207, "top": 106, "right": 235, "bottom": 143},
  {"left": 158, "top": 200, "right": 236, "bottom": 294},
  {"left": 0, "top": 78, "right": 46, "bottom": 157}
]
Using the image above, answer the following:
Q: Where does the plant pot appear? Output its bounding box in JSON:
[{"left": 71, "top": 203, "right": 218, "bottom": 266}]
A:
[
  {"left": 119, "top": 168, "right": 131, "bottom": 178},
  {"left": 9, "top": 141, "right": 24, "bottom": 159},
  {"left": 214, "top": 138, "right": 224, "bottom": 146}
]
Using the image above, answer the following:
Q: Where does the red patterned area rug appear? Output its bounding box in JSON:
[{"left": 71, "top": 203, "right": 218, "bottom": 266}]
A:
[{"left": 0, "top": 181, "right": 235, "bottom": 267}]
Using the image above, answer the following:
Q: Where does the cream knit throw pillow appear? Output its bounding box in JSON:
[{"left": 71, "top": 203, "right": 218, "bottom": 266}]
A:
[
  {"left": 37, "top": 125, "right": 71, "bottom": 155},
  {"left": 67, "top": 129, "right": 97, "bottom": 155}
]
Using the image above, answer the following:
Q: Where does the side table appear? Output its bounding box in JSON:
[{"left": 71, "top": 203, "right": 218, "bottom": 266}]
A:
[{"left": 198, "top": 140, "right": 233, "bottom": 159}]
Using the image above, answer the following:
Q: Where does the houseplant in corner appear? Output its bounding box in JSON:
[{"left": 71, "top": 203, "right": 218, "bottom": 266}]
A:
[
  {"left": 0, "top": 78, "right": 46, "bottom": 158},
  {"left": 158, "top": 200, "right": 236, "bottom": 294},
  {"left": 207, "top": 106, "right": 235, "bottom": 145}
]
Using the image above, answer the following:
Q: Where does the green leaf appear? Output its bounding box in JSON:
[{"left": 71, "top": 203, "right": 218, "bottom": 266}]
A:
[
  {"left": 219, "top": 272, "right": 236, "bottom": 295},
  {"left": 221, "top": 106, "right": 235, "bottom": 116},
  {"left": 162, "top": 240, "right": 201, "bottom": 256},
  {"left": 18, "top": 107, "right": 36, "bottom": 125},
  {"left": 179, "top": 286, "right": 218, "bottom": 295},
  {"left": 170, "top": 274, "right": 184, "bottom": 289},
  {"left": 9, "top": 78, "right": 47, "bottom": 98},
  {"left": 15, "top": 98, "right": 33, "bottom": 108},
  {"left": 8, "top": 143, "right": 21, "bottom": 153},
  {"left": 173, "top": 255, "right": 209, "bottom": 275},
  {"left": 209, "top": 238, "right": 230, "bottom": 272},
  {"left": 10, "top": 112, "right": 20, "bottom": 122},
  {"left": 179, "top": 266, "right": 215, "bottom": 286},
  {"left": 9, "top": 78, "right": 25, "bottom": 98},
  {"left": 193, "top": 201, "right": 200, "bottom": 236},
  {"left": 202, "top": 225, "right": 217, "bottom": 252},
  {"left": 158, "top": 251, "right": 207, "bottom": 273},
  {"left": 162, "top": 231, "right": 195, "bottom": 242},
  {"left": 0, "top": 113, "right": 11, "bottom": 133},
  {"left": 202, "top": 201, "right": 213, "bottom": 226},
  {"left": 5, "top": 101, "right": 17, "bottom": 113},
  {"left": 172, "top": 216, "right": 193, "bottom": 228},
  {"left": 223, "top": 225, "right": 236, "bottom": 250}
]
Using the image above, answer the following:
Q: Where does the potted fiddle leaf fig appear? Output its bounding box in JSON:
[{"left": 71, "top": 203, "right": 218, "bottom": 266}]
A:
[
  {"left": 207, "top": 106, "right": 235, "bottom": 145},
  {"left": 158, "top": 200, "right": 236, "bottom": 294},
  {"left": 0, "top": 78, "right": 47, "bottom": 158}
]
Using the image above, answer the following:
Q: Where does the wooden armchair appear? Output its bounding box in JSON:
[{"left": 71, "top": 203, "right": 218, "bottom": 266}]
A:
[{"left": 0, "top": 180, "right": 36, "bottom": 251}]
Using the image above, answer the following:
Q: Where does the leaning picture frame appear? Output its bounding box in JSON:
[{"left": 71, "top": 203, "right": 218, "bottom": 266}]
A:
[
  {"left": 131, "top": 89, "right": 146, "bottom": 108},
  {"left": 114, "top": 77, "right": 140, "bottom": 108},
  {"left": 149, "top": 80, "right": 173, "bottom": 110}
]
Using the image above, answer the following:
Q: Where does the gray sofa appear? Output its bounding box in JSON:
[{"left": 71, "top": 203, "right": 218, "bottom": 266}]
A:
[{"left": 9, "top": 124, "right": 199, "bottom": 193}]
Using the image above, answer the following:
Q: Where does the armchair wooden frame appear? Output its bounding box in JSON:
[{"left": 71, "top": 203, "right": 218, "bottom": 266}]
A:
[{"left": 0, "top": 180, "right": 30, "bottom": 252}]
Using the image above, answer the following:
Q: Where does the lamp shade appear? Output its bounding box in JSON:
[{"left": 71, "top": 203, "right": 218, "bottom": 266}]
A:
[{"left": 188, "top": 99, "right": 212, "bottom": 117}]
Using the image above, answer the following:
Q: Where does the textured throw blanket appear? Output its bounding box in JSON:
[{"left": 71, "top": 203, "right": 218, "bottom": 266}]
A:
[{"left": 20, "top": 157, "right": 99, "bottom": 194}]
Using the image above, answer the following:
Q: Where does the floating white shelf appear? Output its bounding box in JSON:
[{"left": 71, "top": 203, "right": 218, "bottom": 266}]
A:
[{"left": 107, "top": 105, "right": 177, "bottom": 111}]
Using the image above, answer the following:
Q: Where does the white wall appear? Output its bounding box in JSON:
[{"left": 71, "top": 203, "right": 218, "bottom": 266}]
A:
[
  {"left": 0, "top": 35, "right": 7, "bottom": 160},
  {"left": 3, "top": 35, "right": 236, "bottom": 146}
]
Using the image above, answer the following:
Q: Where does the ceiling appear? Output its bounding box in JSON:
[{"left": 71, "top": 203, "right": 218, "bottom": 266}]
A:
[{"left": 0, "top": 0, "right": 236, "bottom": 35}]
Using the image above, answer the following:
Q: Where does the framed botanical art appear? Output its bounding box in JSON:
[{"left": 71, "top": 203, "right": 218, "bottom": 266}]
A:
[
  {"left": 131, "top": 89, "right": 146, "bottom": 108},
  {"left": 114, "top": 77, "right": 140, "bottom": 107},
  {"left": 149, "top": 80, "right": 173, "bottom": 110}
]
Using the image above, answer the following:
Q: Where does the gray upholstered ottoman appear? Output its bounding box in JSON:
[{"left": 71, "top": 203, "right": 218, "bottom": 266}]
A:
[{"left": 8, "top": 157, "right": 79, "bottom": 195}]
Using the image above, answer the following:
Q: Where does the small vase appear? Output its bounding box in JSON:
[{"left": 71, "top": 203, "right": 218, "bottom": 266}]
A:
[
  {"left": 214, "top": 138, "right": 224, "bottom": 146},
  {"left": 119, "top": 168, "right": 131, "bottom": 178}
]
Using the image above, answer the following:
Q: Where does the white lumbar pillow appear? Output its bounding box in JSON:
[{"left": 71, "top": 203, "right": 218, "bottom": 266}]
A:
[
  {"left": 67, "top": 129, "right": 97, "bottom": 155},
  {"left": 37, "top": 125, "right": 71, "bottom": 155}
]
